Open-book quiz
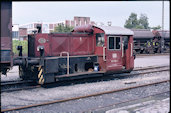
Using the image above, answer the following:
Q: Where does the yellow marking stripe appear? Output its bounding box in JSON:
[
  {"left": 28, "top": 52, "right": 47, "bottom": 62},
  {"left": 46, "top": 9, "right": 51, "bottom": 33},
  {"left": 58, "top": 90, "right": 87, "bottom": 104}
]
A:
[
  {"left": 39, "top": 75, "right": 43, "bottom": 81},
  {"left": 38, "top": 67, "right": 45, "bottom": 85},
  {"left": 39, "top": 75, "right": 44, "bottom": 84},
  {"left": 38, "top": 66, "right": 42, "bottom": 71},
  {"left": 38, "top": 69, "right": 43, "bottom": 78}
]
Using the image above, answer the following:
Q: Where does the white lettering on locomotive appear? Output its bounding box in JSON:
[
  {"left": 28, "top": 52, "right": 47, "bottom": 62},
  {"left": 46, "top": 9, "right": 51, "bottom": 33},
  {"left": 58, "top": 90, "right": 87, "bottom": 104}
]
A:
[{"left": 112, "top": 53, "right": 117, "bottom": 58}]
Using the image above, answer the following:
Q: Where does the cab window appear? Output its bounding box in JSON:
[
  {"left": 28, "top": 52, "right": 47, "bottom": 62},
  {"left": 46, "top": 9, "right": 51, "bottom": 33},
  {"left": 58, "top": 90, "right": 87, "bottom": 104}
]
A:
[
  {"left": 122, "top": 36, "right": 129, "bottom": 50},
  {"left": 108, "top": 36, "right": 120, "bottom": 50},
  {"left": 96, "top": 33, "right": 104, "bottom": 47}
]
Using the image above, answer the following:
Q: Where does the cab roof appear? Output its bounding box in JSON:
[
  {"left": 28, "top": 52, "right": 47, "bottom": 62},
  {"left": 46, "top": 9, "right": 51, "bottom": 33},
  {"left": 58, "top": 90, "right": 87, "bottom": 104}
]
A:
[
  {"left": 73, "top": 25, "right": 134, "bottom": 36},
  {"left": 96, "top": 25, "right": 134, "bottom": 36}
]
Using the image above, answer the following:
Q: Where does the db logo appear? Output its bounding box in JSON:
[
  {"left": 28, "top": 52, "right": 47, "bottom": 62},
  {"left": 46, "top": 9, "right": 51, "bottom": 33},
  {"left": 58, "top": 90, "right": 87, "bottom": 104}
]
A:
[{"left": 38, "top": 38, "right": 46, "bottom": 44}]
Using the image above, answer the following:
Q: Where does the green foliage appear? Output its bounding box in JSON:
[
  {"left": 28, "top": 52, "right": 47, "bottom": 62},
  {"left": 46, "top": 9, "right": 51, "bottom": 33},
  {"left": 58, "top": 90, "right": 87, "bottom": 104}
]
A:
[
  {"left": 13, "top": 40, "right": 28, "bottom": 56},
  {"left": 124, "top": 13, "right": 150, "bottom": 29},
  {"left": 124, "top": 13, "right": 139, "bottom": 29},
  {"left": 53, "top": 24, "right": 74, "bottom": 33},
  {"left": 150, "top": 25, "right": 161, "bottom": 30},
  {"left": 135, "top": 25, "right": 144, "bottom": 29},
  {"left": 139, "top": 14, "right": 149, "bottom": 29}
]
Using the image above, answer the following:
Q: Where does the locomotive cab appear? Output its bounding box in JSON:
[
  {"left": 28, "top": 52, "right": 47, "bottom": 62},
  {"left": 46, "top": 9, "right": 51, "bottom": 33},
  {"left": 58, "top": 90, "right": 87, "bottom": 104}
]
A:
[{"left": 93, "top": 26, "right": 134, "bottom": 73}]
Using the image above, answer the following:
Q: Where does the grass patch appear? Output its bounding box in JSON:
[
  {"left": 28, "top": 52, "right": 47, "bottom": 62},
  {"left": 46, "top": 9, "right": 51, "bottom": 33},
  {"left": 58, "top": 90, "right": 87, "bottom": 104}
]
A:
[{"left": 13, "top": 40, "right": 28, "bottom": 56}]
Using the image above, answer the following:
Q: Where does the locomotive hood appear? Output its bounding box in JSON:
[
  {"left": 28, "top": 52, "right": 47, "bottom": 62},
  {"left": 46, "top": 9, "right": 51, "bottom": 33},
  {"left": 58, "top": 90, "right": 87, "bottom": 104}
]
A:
[{"left": 72, "top": 24, "right": 94, "bottom": 33}]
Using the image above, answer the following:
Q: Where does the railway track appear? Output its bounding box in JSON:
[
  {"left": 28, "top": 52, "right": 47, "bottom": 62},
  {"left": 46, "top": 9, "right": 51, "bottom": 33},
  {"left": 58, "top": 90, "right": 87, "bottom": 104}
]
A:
[
  {"left": 1, "top": 65, "right": 169, "bottom": 93},
  {"left": 1, "top": 85, "right": 41, "bottom": 93},
  {"left": 83, "top": 90, "right": 170, "bottom": 112},
  {"left": 133, "top": 65, "right": 169, "bottom": 71},
  {"left": 1, "top": 80, "right": 39, "bottom": 93},
  {"left": 118, "top": 65, "right": 169, "bottom": 78},
  {"left": 1, "top": 79, "right": 170, "bottom": 112},
  {"left": 1, "top": 80, "right": 33, "bottom": 86}
]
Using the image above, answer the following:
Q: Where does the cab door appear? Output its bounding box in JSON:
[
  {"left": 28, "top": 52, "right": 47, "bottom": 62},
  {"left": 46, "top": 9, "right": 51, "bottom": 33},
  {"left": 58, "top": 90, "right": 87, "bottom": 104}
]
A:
[
  {"left": 122, "top": 36, "right": 134, "bottom": 70},
  {"left": 105, "top": 36, "right": 123, "bottom": 71},
  {"left": 122, "top": 36, "right": 129, "bottom": 69}
]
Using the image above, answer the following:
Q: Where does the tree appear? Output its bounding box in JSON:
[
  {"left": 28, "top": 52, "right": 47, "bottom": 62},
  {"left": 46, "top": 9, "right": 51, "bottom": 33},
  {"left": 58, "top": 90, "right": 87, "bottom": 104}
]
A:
[
  {"left": 53, "top": 24, "right": 63, "bottom": 32},
  {"left": 139, "top": 14, "right": 149, "bottom": 29},
  {"left": 124, "top": 13, "right": 150, "bottom": 29},
  {"left": 124, "top": 13, "right": 139, "bottom": 29},
  {"left": 53, "top": 24, "right": 74, "bottom": 33}
]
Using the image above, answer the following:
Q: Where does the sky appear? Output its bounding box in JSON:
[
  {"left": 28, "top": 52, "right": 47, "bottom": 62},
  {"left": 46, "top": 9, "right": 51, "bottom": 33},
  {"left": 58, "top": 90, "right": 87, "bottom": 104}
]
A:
[{"left": 12, "top": 1, "right": 170, "bottom": 30}]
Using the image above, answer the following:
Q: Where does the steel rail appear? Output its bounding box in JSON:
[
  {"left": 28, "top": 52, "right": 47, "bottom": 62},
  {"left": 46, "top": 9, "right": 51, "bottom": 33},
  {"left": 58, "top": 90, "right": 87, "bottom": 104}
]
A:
[
  {"left": 1, "top": 80, "right": 22, "bottom": 84},
  {"left": 124, "top": 69, "right": 169, "bottom": 77},
  {"left": 1, "top": 80, "right": 33, "bottom": 86},
  {"left": 1, "top": 85, "right": 41, "bottom": 93},
  {"left": 1, "top": 79, "right": 170, "bottom": 112},
  {"left": 133, "top": 65, "right": 169, "bottom": 71},
  {"left": 136, "top": 53, "right": 169, "bottom": 56}
]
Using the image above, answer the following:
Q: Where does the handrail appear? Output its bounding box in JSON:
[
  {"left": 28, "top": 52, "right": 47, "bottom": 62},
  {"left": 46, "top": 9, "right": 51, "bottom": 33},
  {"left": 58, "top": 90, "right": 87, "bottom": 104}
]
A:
[
  {"left": 131, "top": 43, "right": 133, "bottom": 57},
  {"left": 60, "top": 52, "right": 69, "bottom": 75},
  {"left": 103, "top": 46, "right": 106, "bottom": 61},
  {"left": 122, "top": 43, "right": 124, "bottom": 57}
]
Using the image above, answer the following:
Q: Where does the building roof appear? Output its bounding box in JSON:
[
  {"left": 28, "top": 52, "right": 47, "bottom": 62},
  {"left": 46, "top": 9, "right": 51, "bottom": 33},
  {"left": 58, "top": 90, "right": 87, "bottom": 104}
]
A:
[
  {"left": 97, "top": 25, "right": 134, "bottom": 35},
  {"left": 131, "top": 29, "right": 154, "bottom": 38}
]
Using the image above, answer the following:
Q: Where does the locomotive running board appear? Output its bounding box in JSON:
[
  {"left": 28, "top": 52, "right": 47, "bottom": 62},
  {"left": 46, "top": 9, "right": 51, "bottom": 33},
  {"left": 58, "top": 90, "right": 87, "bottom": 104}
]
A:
[{"left": 55, "top": 71, "right": 105, "bottom": 81}]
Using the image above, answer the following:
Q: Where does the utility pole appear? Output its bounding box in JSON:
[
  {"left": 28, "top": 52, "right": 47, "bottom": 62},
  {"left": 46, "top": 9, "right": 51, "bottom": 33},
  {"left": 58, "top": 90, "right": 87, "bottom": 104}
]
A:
[{"left": 161, "top": 0, "right": 165, "bottom": 53}]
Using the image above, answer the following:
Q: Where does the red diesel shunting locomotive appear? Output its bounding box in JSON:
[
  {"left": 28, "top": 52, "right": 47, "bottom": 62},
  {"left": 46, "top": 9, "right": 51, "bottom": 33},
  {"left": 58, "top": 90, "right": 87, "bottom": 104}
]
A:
[{"left": 16, "top": 24, "right": 134, "bottom": 84}]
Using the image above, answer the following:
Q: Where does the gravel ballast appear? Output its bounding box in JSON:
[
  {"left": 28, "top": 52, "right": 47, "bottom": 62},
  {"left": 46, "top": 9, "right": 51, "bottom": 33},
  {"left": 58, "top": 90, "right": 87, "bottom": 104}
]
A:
[{"left": 4, "top": 82, "right": 170, "bottom": 113}]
